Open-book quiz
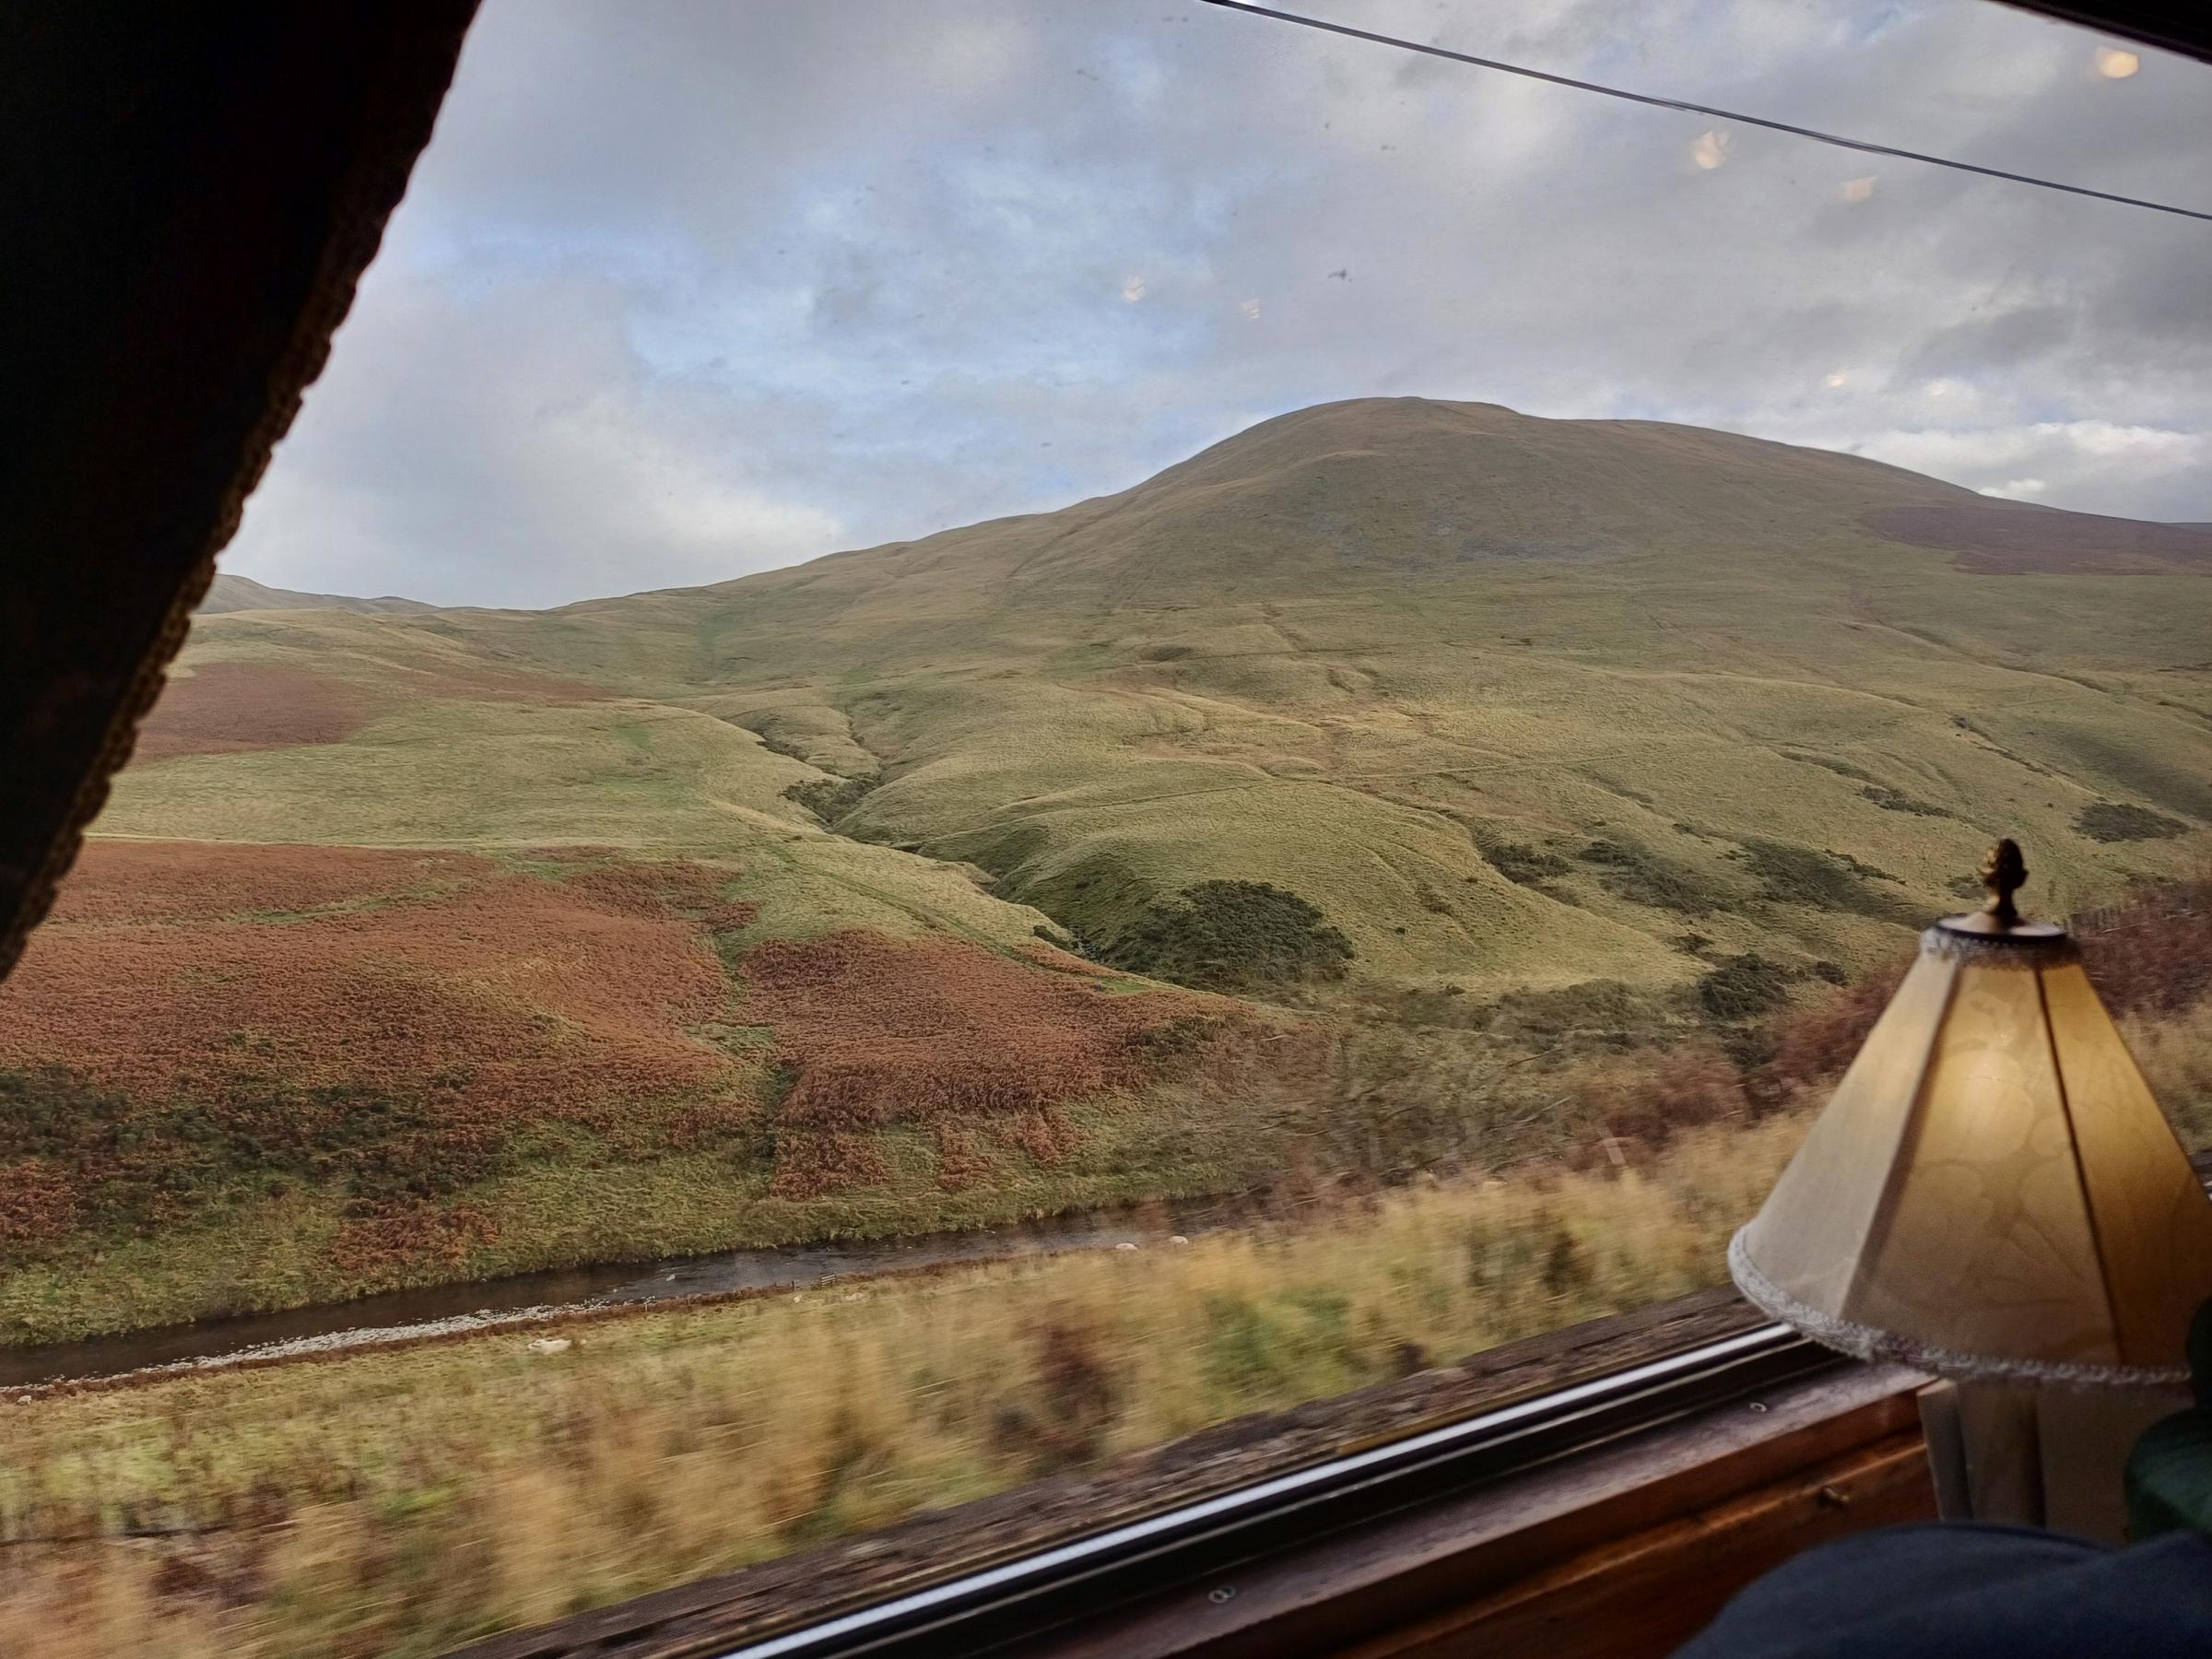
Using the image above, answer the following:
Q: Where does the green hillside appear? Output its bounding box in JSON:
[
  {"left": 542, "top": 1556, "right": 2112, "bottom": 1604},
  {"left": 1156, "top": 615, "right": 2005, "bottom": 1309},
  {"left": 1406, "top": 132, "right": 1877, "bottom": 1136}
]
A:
[
  {"left": 124, "top": 396, "right": 2212, "bottom": 990},
  {"left": 5, "top": 395, "right": 2208, "bottom": 1337}
]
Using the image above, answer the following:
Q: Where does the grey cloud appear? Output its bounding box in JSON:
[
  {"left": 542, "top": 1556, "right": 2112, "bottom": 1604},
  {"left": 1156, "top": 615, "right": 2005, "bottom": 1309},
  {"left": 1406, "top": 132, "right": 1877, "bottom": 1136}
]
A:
[
  {"left": 1900, "top": 305, "right": 2080, "bottom": 382},
  {"left": 225, "top": 0, "right": 2212, "bottom": 607}
]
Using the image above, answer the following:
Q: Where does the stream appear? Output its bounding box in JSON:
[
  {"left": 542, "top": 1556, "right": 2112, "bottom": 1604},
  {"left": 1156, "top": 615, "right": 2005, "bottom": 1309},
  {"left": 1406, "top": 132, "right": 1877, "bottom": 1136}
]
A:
[{"left": 0, "top": 1196, "right": 1242, "bottom": 1389}]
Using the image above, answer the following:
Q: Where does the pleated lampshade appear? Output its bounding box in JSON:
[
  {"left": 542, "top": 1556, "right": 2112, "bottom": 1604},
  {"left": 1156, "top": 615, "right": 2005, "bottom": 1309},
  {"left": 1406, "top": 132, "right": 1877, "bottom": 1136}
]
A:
[{"left": 1731, "top": 841, "right": 2212, "bottom": 1386}]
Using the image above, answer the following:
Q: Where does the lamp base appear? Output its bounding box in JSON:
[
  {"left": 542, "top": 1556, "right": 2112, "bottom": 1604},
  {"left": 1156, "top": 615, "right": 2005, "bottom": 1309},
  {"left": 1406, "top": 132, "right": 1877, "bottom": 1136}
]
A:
[{"left": 1918, "top": 1379, "right": 2184, "bottom": 1541}]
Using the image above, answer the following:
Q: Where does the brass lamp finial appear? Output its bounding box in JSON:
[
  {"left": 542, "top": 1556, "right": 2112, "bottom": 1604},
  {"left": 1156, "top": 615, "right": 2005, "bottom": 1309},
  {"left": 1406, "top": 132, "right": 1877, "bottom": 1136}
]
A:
[{"left": 1980, "top": 839, "right": 2027, "bottom": 927}]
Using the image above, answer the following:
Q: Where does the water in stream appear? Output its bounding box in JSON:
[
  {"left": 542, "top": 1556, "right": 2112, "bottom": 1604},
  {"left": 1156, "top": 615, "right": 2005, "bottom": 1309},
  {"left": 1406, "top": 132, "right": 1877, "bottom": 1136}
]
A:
[{"left": 0, "top": 1196, "right": 1241, "bottom": 1388}]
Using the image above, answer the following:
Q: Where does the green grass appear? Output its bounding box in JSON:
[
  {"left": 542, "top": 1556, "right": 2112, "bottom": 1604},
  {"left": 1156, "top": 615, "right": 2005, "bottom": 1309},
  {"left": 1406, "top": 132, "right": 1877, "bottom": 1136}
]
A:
[{"left": 135, "top": 402, "right": 2212, "bottom": 992}]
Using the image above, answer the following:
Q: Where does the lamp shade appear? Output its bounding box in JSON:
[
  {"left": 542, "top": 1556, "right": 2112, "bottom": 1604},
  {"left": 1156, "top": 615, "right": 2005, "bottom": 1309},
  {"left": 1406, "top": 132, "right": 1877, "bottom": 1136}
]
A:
[{"left": 1730, "top": 849, "right": 2212, "bottom": 1387}]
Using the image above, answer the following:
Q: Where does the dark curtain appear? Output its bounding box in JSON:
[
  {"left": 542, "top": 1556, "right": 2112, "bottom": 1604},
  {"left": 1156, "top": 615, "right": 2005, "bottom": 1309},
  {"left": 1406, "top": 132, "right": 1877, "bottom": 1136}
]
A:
[{"left": 0, "top": 3, "right": 477, "bottom": 981}]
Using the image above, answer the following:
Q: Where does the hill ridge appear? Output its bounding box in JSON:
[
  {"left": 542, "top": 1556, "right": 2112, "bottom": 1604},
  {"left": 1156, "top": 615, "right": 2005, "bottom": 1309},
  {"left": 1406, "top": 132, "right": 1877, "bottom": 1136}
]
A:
[{"left": 200, "top": 572, "right": 438, "bottom": 617}]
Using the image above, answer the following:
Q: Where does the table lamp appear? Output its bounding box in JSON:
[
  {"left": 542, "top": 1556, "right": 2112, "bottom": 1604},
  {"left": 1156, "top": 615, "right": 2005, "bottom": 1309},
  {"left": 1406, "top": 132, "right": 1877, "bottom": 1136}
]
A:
[{"left": 1729, "top": 840, "right": 2212, "bottom": 1532}]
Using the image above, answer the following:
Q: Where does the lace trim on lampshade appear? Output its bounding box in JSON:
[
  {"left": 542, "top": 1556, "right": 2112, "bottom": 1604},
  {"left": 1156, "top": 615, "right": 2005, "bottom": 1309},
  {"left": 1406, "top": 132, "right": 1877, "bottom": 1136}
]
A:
[
  {"left": 1918, "top": 925, "right": 2080, "bottom": 971},
  {"left": 1728, "top": 1227, "right": 2187, "bottom": 1389}
]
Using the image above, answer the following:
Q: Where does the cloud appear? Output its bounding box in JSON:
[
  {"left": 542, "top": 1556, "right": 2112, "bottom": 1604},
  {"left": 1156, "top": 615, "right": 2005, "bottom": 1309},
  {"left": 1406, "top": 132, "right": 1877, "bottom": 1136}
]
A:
[
  {"left": 225, "top": 0, "right": 2212, "bottom": 606},
  {"left": 1817, "top": 420, "right": 2212, "bottom": 519},
  {"left": 228, "top": 262, "right": 862, "bottom": 606}
]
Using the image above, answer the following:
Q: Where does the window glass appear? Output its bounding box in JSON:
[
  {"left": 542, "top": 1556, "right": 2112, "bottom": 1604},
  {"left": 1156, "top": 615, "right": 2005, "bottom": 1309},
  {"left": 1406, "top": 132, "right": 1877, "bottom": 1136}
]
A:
[{"left": 3, "top": 3, "right": 2208, "bottom": 1652}]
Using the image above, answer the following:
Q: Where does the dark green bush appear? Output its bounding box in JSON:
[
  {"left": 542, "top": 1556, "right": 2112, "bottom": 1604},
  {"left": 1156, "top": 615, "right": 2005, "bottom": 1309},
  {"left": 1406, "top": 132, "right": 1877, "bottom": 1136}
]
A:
[
  {"left": 782, "top": 774, "right": 877, "bottom": 826},
  {"left": 2076, "top": 802, "right": 2188, "bottom": 843},
  {"left": 1861, "top": 785, "right": 1954, "bottom": 818},
  {"left": 1735, "top": 838, "right": 1908, "bottom": 921},
  {"left": 1695, "top": 953, "right": 1794, "bottom": 1021},
  {"left": 1488, "top": 842, "right": 1574, "bottom": 888},
  {"left": 1105, "top": 880, "right": 1352, "bottom": 994},
  {"left": 1576, "top": 839, "right": 1718, "bottom": 915}
]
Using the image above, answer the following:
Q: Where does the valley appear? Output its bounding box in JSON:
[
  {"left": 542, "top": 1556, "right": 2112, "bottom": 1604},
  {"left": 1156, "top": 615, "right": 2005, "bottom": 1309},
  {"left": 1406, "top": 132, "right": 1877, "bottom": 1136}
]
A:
[{"left": 3, "top": 396, "right": 2208, "bottom": 1340}]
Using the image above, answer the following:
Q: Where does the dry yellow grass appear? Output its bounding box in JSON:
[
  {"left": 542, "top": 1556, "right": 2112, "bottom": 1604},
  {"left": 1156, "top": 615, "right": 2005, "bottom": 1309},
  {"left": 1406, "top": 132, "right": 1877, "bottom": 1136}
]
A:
[
  {"left": 2128, "top": 993, "right": 2212, "bottom": 1151},
  {"left": 0, "top": 1112, "right": 1809, "bottom": 1658}
]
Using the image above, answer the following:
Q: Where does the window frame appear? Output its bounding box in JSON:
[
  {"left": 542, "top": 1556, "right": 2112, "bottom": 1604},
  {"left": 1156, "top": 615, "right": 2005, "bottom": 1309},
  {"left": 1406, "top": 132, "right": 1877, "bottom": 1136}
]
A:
[{"left": 6, "top": 6, "right": 2204, "bottom": 1657}]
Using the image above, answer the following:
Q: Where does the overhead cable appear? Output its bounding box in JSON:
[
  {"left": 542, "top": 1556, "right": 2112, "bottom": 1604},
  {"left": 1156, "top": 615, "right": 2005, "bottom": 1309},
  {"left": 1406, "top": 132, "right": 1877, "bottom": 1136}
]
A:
[{"left": 1198, "top": 0, "right": 2212, "bottom": 226}]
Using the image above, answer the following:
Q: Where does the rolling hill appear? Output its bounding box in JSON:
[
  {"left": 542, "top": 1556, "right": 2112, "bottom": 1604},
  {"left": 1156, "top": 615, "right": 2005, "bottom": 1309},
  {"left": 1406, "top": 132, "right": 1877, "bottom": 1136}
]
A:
[
  {"left": 134, "top": 397, "right": 2212, "bottom": 988},
  {"left": 4, "top": 395, "right": 2208, "bottom": 1337},
  {"left": 196, "top": 571, "right": 438, "bottom": 616}
]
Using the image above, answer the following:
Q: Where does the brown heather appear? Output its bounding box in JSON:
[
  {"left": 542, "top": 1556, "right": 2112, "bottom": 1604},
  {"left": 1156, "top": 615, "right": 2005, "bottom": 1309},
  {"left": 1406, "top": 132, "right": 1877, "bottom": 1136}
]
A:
[
  {"left": 0, "top": 842, "right": 745, "bottom": 1114},
  {"left": 742, "top": 930, "right": 1203, "bottom": 1196},
  {"left": 0, "top": 841, "right": 759, "bottom": 1265},
  {"left": 133, "top": 658, "right": 610, "bottom": 765}
]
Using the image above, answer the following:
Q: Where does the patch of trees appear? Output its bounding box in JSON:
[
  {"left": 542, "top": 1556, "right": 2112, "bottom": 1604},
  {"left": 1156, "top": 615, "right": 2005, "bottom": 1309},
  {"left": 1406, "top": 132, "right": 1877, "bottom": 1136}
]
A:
[
  {"left": 1106, "top": 880, "right": 1353, "bottom": 994},
  {"left": 782, "top": 774, "right": 877, "bottom": 827}
]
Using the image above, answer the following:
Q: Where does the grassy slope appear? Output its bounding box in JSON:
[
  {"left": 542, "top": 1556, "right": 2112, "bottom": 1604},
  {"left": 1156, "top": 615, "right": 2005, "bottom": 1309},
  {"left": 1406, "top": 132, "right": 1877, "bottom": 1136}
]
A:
[
  {"left": 171, "top": 396, "right": 2204, "bottom": 989},
  {"left": 10, "top": 395, "right": 2209, "bottom": 1335}
]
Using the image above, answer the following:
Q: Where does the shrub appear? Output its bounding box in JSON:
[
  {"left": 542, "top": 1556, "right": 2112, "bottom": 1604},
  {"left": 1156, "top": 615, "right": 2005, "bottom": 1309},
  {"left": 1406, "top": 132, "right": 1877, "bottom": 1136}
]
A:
[
  {"left": 1861, "top": 785, "right": 1954, "bottom": 818},
  {"left": 0, "top": 1067, "right": 533, "bottom": 1260},
  {"left": 2078, "top": 871, "right": 2212, "bottom": 1018},
  {"left": 1759, "top": 870, "right": 2212, "bottom": 1098},
  {"left": 1759, "top": 956, "right": 1910, "bottom": 1097},
  {"left": 0, "top": 844, "right": 761, "bottom": 1268},
  {"left": 740, "top": 930, "right": 1217, "bottom": 1194},
  {"left": 782, "top": 775, "right": 877, "bottom": 826},
  {"left": 1694, "top": 953, "right": 1794, "bottom": 1022},
  {"left": 1105, "top": 881, "right": 1353, "bottom": 994},
  {"left": 1017, "top": 1317, "right": 1118, "bottom": 1468},
  {"left": 766, "top": 1130, "right": 891, "bottom": 1198},
  {"left": 1584, "top": 1044, "right": 1749, "bottom": 1147},
  {"left": 2077, "top": 802, "right": 2189, "bottom": 843},
  {"left": 1735, "top": 838, "right": 1907, "bottom": 921},
  {"left": 1575, "top": 839, "right": 1717, "bottom": 915},
  {"left": 1487, "top": 842, "right": 1573, "bottom": 889}
]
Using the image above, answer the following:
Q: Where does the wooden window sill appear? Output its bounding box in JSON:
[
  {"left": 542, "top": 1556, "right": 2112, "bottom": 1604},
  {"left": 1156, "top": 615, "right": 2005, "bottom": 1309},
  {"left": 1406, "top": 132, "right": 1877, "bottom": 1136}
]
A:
[{"left": 1036, "top": 1360, "right": 1933, "bottom": 1659}]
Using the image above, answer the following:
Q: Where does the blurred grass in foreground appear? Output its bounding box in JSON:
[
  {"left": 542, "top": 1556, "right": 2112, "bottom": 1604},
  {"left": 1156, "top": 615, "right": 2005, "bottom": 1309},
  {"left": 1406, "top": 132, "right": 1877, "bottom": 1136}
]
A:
[{"left": 0, "top": 1112, "right": 1808, "bottom": 1658}]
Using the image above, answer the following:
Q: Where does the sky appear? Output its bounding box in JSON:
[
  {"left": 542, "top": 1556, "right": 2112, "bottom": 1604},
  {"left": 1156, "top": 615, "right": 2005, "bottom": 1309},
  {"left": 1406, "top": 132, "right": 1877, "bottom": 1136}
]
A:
[{"left": 224, "top": 0, "right": 2212, "bottom": 609}]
